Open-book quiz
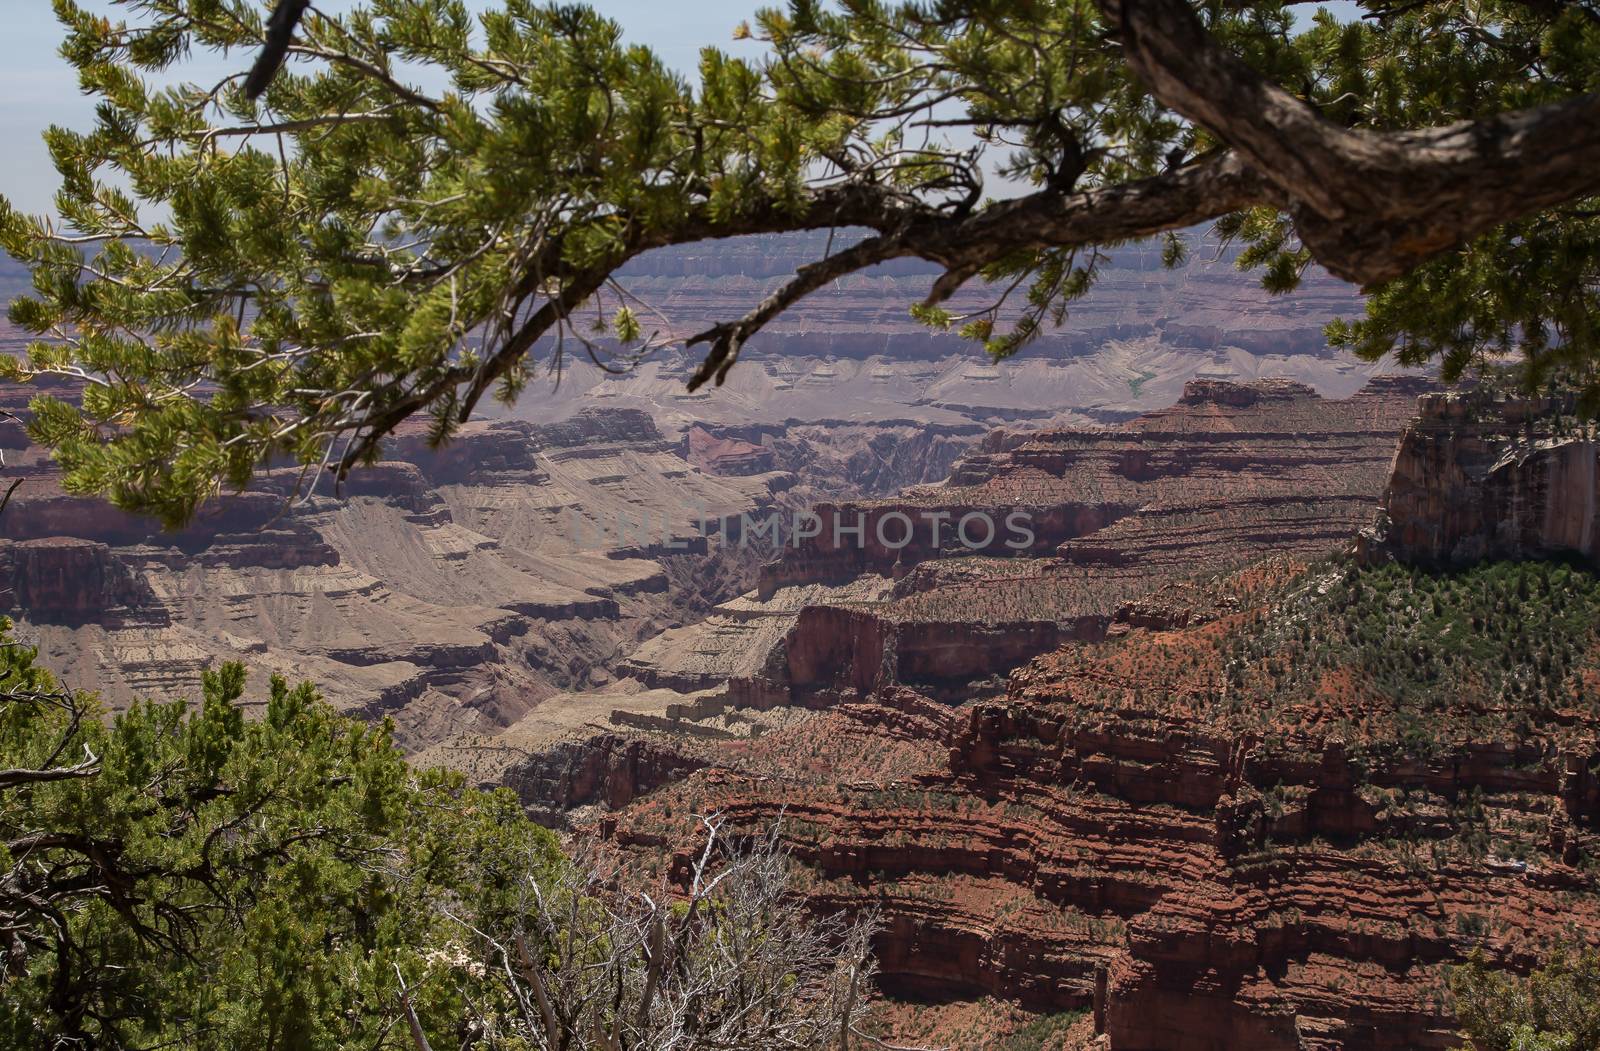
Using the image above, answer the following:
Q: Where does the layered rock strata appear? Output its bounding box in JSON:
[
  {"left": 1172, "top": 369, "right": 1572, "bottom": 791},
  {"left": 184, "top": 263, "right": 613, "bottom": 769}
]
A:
[
  {"left": 625, "top": 377, "right": 1437, "bottom": 700},
  {"left": 0, "top": 403, "right": 783, "bottom": 748},
  {"left": 599, "top": 559, "right": 1600, "bottom": 1051}
]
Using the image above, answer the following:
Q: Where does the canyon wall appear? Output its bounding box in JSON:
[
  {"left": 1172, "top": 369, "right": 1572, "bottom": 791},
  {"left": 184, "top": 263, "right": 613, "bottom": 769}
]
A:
[
  {"left": 625, "top": 376, "right": 1437, "bottom": 701},
  {"left": 0, "top": 537, "right": 156, "bottom": 622},
  {"left": 1362, "top": 391, "right": 1600, "bottom": 566},
  {"left": 0, "top": 398, "right": 785, "bottom": 748},
  {"left": 599, "top": 555, "right": 1600, "bottom": 1051}
]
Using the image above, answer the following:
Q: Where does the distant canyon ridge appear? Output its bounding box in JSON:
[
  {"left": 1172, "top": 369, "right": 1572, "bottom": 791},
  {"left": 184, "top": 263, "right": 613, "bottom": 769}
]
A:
[{"left": 499, "top": 228, "right": 1402, "bottom": 431}]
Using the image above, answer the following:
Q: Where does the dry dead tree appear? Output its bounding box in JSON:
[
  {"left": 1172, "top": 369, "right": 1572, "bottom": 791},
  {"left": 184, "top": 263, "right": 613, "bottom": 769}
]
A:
[{"left": 420, "top": 815, "right": 941, "bottom": 1051}]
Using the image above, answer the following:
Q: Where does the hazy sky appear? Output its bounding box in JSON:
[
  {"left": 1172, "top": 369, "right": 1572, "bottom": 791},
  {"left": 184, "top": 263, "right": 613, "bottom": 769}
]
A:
[{"left": 0, "top": 0, "right": 1362, "bottom": 215}]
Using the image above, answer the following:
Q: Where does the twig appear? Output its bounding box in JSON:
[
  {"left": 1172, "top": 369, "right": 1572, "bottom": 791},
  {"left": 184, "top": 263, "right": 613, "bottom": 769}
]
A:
[{"left": 393, "top": 963, "right": 434, "bottom": 1051}]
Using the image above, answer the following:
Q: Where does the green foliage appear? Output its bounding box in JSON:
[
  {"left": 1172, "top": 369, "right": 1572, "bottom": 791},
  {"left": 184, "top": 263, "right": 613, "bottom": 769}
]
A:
[
  {"left": 1216, "top": 557, "right": 1600, "bottom": 754},
  {"left": 1000, "top": 1009, "right": 1090, "bottom": 1051},
  {"left": 0, "top": 621, "right": 561, "bottom": 1049},
  {"left": 1451, "top": 948, "right": 1600, "bottom": 1051},
  {"left": 0, "top": 0, "right": 1595, "bottom": 522},
  {"left": 1047, "top": 553, "right": 1600, "bottom": 792},
  {"left": 2, "top": 0, "right": 764, "bottom": 524},
  {"left": 1297, "top": 4, "right": 1600, "bottom": 400}
]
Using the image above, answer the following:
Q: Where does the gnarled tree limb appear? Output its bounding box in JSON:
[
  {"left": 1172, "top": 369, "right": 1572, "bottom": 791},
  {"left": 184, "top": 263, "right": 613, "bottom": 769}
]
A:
[
  {"left": 244, "top": 0, "right": 311, "bottom": 100},
  {"left": 1100, "top": 0, "right": 1600, "bottom": 284},
  {"left": 685, "top": 152, "right": 1271, "bottom": 387}
]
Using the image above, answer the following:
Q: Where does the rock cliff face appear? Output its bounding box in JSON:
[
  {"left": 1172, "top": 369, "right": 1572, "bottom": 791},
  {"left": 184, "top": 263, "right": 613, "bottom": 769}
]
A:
[
  {"left": 0, "top": 538, "right": 156, "bottom": 623},
  {"left": 686, "top": 420, "right": 982, "bottom": 498},
  {"left": 496, "top": 733, "right": 711, "bottom": 824},
  {"left": 782, "top": 376, "right": 1436, "bottom": 589},
  {"left": 1361, "top": 392, "right": 1600, "bottom": 566},
  {"left": 686, "top": 426, "right": 776, "bottom": 476}
]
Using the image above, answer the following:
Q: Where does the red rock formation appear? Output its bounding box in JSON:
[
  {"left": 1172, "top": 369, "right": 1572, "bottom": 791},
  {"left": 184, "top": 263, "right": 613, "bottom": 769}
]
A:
[
  {"left": 686, "top": 426, "right": 777, "bottom": 476},
  {"left": 755, "top": 500, "right": 1125, "bottom": 598},
  {"left": 764, "top": 378, "right": 1435, "bottom": 592},
  {"left": 497, "top": 732, "right": 711, "bottom": 827},
  {"left": 782, "top": 602, "right": 1099, "bottom": 699},
  {"left": 712, "top": 377, "right": 1440, "bottom": 701},
  {"left": 598, "top": 557, "right": 1600, "bottom": 1051}
]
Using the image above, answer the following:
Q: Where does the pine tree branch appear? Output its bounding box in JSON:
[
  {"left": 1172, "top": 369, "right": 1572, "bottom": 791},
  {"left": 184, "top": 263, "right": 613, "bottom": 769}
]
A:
[
  {"left": 0, "top": 751, "right": 99, "bottom": 789},
  {"left": 1099, "top": 0, "right": 1600, "bottom": 284},
  {"left": 394, "top": 963, "right": 435, "bottom": 1051},
  {"left": 244, "top": 0, "right": 312, "bottom": 100},
  {"left": 684, "top": 153, "right": 1268, "bottom": 388}
]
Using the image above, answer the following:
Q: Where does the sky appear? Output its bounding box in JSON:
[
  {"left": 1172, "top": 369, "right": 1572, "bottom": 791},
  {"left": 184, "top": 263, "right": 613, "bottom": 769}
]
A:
[{"left": 0, "top": 0, "right": 1363, "bottom": 216}]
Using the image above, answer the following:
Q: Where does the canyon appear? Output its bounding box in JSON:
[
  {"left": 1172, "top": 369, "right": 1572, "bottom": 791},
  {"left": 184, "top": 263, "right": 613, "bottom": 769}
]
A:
[
  {"left": 14, "top": 232, "right": 1587, "bottom": 1050},
  {"left": 0, "top": 231, "right": 1413, "bottom": 744},
  {"left": 618, "top": 375, "right": 1437, "bottom": 704},
  {"left": 435, "top": 381, "right": 1600, "bottom": 1051},
  {"left": 0, "top": 399, "right": 787, "bottom": 748}
]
